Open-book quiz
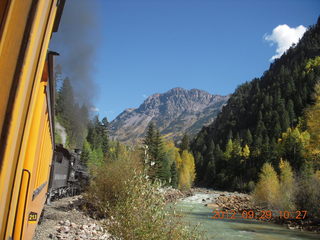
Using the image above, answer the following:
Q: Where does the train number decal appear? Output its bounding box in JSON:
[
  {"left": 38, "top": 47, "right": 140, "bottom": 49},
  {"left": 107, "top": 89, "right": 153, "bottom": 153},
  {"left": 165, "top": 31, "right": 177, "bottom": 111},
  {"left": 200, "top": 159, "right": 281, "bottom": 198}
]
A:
[{"left": 28, "top": 212, "right": 38, "bottom": 223}]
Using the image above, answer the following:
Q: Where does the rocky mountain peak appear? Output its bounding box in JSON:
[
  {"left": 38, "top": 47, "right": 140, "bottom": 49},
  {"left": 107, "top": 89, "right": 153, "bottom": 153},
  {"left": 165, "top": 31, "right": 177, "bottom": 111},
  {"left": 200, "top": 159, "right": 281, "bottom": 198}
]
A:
[{"left": 109, "top": 87, "right": 229, "bottom": 143}]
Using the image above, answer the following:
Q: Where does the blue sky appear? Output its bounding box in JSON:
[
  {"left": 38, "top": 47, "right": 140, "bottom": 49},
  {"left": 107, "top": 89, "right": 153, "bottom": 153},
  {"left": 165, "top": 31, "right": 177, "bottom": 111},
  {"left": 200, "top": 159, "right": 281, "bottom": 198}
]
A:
[{"left": 51, "top": 0, "right": 320, "bottom": 121}]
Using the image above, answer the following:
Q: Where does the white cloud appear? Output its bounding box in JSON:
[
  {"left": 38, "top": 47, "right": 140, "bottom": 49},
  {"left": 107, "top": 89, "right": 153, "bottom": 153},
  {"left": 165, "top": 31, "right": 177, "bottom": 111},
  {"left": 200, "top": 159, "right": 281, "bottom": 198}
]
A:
[
  {"left": 90, "top": 107, "right": 100, "bottom": 112},
  {"left": 142, "top": 94, "right": 147, "bottom": 99},
  {"left": 264, "top": 24, "right": 307, "bottom": 61}
]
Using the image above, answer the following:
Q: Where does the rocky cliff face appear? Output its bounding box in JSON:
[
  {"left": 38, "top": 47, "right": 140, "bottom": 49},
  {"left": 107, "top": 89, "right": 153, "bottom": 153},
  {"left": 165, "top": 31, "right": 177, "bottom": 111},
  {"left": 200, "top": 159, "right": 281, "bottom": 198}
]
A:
[{"left": 109, "top": 88, "right": 229, "bottom": 143}]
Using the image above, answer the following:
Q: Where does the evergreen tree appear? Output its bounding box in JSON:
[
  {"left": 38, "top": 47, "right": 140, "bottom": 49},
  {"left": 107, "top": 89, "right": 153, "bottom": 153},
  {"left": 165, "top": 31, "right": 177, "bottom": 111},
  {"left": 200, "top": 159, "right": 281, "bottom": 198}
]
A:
[
  {"left": 143, "top": 123, "right": 171, "bottom": 182},
  {"left": 81, "top": 139, "right": 92, "bottom": 164},
  {"left": 180, "top": 133, "right": 190, "bottom": 151},
  {"left": 85, "top": 115, "right": 110, "bottom": 165},
  {"left": 144, "top": 122, "right": 156, "bottom": 148},
  {"left": 287, "top": 99, "right": 296, "bottom": 126},
  {"left": 170, "top": 161, "right": 178, "bottom": 188},
  {"left": 101, "top": 117, "right": 109, "bottom": 157},
  {"left": 244, "top": 129, "right": 253, "bottom": 146}
]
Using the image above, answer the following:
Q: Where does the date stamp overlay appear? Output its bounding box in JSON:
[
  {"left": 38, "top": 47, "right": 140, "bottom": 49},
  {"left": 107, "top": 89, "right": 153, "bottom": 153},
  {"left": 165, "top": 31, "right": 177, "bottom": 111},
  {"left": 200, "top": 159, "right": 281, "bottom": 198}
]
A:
[{"left": 210, "top": 210, "right": 308, "bottom": 220}]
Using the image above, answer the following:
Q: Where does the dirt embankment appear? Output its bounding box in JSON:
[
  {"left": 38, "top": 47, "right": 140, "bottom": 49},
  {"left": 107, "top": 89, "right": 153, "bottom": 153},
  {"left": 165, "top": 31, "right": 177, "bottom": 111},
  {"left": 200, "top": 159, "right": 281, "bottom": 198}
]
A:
[{"left": 34, "top": 195, "right": 114, "bottom": 240}]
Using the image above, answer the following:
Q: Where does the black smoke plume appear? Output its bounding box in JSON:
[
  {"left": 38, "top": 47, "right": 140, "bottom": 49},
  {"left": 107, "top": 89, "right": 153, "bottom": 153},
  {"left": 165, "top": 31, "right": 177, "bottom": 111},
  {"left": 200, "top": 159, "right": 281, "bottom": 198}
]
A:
[
  {"left": 51, "top": 0, "right": 101, "bottom": 105},
  {"left": 51, "top": 0, "right": 102, "bottom": 148}
]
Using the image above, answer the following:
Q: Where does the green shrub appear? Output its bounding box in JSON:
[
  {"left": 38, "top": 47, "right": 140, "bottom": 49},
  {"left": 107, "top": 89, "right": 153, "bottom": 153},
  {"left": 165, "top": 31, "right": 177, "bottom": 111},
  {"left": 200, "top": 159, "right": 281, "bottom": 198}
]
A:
[
  {"left": 246, "top": 181, "right": 255, "bottom": 193},
  {"left": 84, "top": 154, "right": 203, "bottom": 240},
  {"left": 295, "top": 165, "right": 320, "bottom": 218}
]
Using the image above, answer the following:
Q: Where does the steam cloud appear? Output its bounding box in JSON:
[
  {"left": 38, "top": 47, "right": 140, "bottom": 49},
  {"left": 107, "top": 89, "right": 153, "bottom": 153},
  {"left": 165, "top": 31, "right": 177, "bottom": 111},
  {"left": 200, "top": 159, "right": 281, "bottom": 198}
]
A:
[
  {"left": 55, "top": 122, "right": 67, "bottom": 145},
  {"left": 51, "top": 0, "right": 101, "bottom": 106}
]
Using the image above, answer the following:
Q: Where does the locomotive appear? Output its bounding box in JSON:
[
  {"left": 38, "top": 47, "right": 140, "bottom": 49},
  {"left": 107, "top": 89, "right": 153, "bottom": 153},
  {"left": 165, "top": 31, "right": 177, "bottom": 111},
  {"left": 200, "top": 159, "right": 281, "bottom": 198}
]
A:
[{"left": 47, "top": 145, "right": 89, "bottom": 203}]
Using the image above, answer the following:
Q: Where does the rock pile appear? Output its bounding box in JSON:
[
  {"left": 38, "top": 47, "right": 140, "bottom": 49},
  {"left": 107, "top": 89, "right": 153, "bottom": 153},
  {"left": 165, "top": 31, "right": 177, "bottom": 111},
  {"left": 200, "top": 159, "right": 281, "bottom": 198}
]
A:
[
  {"left": 161, "top": 187, "right": 193, "bottom": 203},
  {"left": 215, "top": 194, "right": 258, "bottom": 212},
  {"left": 53, "top": 220, "right": 112, "bottom": 240},
  {"left": 34, "top": 195, "right": 116, "bottom": 240}
]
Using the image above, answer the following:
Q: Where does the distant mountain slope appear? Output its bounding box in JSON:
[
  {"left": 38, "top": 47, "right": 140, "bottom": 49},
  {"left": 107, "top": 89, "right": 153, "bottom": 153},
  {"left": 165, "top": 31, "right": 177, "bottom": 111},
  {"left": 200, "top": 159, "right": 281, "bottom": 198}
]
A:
[{"left": 109, "top": 88, "right": 229, "bottom": 143}]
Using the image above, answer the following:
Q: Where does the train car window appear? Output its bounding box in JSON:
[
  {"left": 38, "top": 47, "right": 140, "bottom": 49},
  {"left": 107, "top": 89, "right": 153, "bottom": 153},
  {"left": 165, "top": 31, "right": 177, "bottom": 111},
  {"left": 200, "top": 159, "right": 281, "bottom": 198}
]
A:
[{"left": 0, "top": 0, "right": 10, "bottom": 41}]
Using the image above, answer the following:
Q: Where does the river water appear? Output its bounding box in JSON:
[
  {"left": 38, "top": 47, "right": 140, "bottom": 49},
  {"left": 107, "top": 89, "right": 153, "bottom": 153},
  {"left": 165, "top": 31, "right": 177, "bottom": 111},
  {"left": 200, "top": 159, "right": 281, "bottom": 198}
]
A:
[{"left": 171, "top": 192, "right": 319, "bottom": 240}]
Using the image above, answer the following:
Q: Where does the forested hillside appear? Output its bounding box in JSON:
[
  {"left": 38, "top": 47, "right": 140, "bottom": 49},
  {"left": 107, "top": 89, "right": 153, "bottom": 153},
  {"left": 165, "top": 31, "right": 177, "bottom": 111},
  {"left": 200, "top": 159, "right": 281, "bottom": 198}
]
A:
[{"left": 191, "top": 18, "right": 320, "bottom": 191}]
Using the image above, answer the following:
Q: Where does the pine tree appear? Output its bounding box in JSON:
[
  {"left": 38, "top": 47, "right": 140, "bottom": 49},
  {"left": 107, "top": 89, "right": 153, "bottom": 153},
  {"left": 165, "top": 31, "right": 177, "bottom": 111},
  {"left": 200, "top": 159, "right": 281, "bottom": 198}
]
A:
[
  {"left": 144, "top": 122, "right": 156, "bottom": 148},
  {"left": 143, "top": 123, "right": 171, "bottom": 182},
  {"left": 244, "top": 129, "right": 253, "bottom": 146},
  {"left": 287, "top": 99, "right": 296, "bottom": 126},
  {"left": 143, "top": 123, "right": 156, "bottom": 170},
  {"left": 56, "top": 78, "right": 75, "bottom": 123},
  {"left": 180, "top": 133, "right": 190, "bottom": 151},
  {"left": 101, "top": 117, "right": 109, "bottom": 157},
  {"left": 81, "top": 139, "right": 92, "bottom": 164},
  {"left": 170, "top": 161, "right": 178, "bottom": 188}
]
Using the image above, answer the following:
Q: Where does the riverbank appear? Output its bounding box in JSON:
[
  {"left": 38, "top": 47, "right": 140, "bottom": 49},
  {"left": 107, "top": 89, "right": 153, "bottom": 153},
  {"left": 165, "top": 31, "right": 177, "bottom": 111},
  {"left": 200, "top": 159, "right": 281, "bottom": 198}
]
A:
[
  {"left": 187, "top": 188, "right": 320, "bottom": 233},
  {"left": 174, "top": 191, "right": 320, "bottom": 240}
]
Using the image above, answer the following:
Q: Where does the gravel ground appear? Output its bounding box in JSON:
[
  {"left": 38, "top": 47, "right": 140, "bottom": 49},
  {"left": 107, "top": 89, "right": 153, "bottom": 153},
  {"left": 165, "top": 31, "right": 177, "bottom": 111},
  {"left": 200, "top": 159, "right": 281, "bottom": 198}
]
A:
[{"left": 34, "top": 195, "right": 114, "bottom": 240}]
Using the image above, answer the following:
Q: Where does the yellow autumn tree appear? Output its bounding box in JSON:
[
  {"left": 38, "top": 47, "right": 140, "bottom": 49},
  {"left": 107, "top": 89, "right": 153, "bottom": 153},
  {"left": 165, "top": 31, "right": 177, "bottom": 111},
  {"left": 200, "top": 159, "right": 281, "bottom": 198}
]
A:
[
  {"left": 253, "top": 162, "right": 280, "bottom": 208},
  {"left": 178, "top": 150, "right": 196, "bottom": 190},
  {"left": 278, "top": 127, "right": 310, "bottom": 170},
  {"left": 175, "top": 148, "right": 182, "bottom": 169},
  {"left": 305, "top": 56, "right": 320, "bottom": 73},
  {"left": 163, "top": 141, "right": 179, "bottom": 165},
  {"left": 279, "top": 159, "right": 295, "bottom": 210},
  {"left": 242, "top": 144, "right": 250, "bottom": 158},
  {"left": 304, "top": 82, "right": 320, "bottom": 165}
]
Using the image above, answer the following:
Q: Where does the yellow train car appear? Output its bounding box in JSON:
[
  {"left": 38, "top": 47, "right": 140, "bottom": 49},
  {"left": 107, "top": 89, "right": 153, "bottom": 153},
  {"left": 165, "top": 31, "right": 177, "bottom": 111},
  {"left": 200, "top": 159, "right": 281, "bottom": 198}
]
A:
[{"left": 0, "top": 0, "right": 65, "bottom": 239}]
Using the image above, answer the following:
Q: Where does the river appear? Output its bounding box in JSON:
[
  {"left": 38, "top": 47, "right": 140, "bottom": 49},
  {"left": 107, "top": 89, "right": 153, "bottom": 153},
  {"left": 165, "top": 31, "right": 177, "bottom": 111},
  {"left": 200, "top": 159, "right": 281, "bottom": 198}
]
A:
[{"left": 170, "top": 192, "right": 319, "bottom": 240}]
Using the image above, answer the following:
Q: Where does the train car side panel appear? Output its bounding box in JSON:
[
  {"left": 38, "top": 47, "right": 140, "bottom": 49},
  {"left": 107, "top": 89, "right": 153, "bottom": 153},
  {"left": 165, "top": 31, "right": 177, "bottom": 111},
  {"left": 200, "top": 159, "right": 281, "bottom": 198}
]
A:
[
  {"left": 0, "top": 1, "right": 38, "bottom": 238},
  {"left": 0, "top": 0, "right": 63, "bottom": 239},
  {"left": 12, "top": 1, "right": 60, "bottom": 237}
]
